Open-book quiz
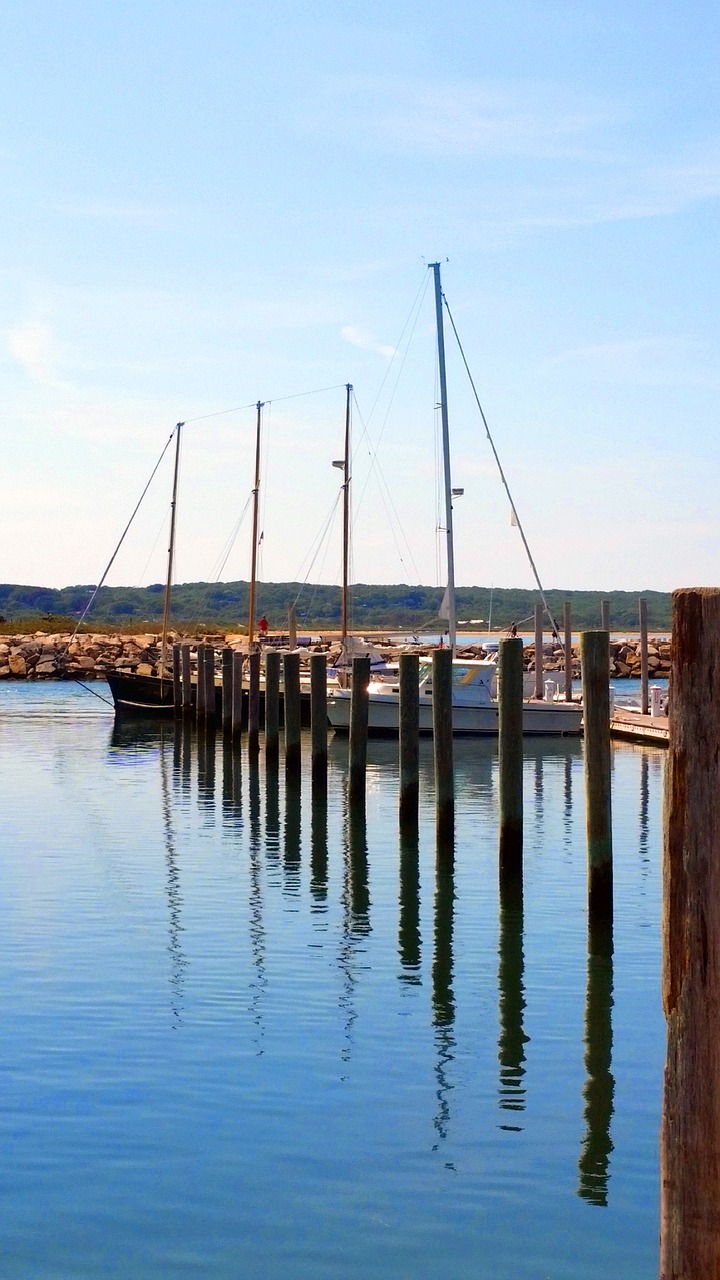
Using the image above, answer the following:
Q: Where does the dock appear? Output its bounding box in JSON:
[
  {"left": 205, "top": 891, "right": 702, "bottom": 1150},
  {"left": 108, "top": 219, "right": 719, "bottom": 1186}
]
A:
[{"left": 609, "top": 706, "right": 669, "bottom": 746}]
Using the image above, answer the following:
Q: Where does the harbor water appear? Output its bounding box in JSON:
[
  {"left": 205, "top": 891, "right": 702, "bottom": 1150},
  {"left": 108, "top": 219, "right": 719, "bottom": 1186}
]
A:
[{"left": 0, "top": 683, "right": 664, "bottom": 1278}]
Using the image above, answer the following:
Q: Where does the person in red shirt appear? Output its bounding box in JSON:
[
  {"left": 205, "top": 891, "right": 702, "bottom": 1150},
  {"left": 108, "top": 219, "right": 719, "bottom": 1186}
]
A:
[{"left": 258, "top": 615, "right": 269, "bottom": 641}]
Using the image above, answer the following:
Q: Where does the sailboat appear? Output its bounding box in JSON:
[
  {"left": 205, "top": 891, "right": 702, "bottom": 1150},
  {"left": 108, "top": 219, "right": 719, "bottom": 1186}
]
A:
[{"left": 326, "top": 262, "right": 583, "bottom": 737}]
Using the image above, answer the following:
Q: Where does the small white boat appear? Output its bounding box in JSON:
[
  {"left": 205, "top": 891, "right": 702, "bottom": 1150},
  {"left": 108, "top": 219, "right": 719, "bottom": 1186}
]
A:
[{"left": 327, "top": 658, "right": 583, "bottom": 737}]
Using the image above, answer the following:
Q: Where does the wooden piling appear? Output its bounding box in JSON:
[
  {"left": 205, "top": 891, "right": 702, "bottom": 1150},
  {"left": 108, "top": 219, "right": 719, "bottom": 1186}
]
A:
[
  {"left": 498, "top": 637, "right": 524, "bottom": 888},
  {"left": 181, "top": 643, "right": 192, "bottom": 712},
  {"left": 639, "top": 596, "right": 649, "bottom": 716},
  {"left": 172, "top": 643, "right": 182, "bottom": 712},
  {"left": 288, "top": 603, "right": 297, "bottom": 650},
  {"left": 564, "top": 601, "right": 572, "bottom": 702},
  {"left": 399, "top": 653, "right": 419, "bottom": 831},
  {"left": 231, "top": 651, "right": 243, "bottom": 740},
  {"left": 221, "top": 647, "right": 233, "bottom": 733},
  {"left": 283, "top": 651, "right": 302, "bottom": 778},
  {"left": 195, "top": 644, "right": 207, "bottom": 723},
  {"left": 660, "top": 588, "right": 720, "bottom": 1280},
  {"left": 348, "top": 655, "right": 370, "bottom": 808},
  {"left": 580, "top": 631, "right": 612, "bottom": 922},
  {"left": 432, "top": 648, "right": 454, "bottom": 852},
  {"left": 265, "top": 649, "right": 280, "bottom": 766},
  {"left": 204, "top": 645, "right": 216, "bottom": 724},
  {"left": 310, "top": 652, "right": 327, "bottom": 787},
  {"left": 248, "top": 650, "right": 260, "bottom": 752},
  {"left": 533, "top": 601, "right": 543, "bottom": 699},
  {"left": 601, "top": 599, "right": 610, "bottom": 632}
]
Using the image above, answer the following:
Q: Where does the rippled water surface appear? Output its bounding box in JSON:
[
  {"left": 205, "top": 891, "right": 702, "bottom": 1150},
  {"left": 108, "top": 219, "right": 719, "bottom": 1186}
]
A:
[{"left": 0, "top": 683, "right": 664, "bottom": 1278}]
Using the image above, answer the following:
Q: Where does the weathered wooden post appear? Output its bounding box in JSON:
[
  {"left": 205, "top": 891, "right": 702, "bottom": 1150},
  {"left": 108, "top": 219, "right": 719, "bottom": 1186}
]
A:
[
  {"left": 310, "top": 652, "right": 327, "bottom": 787},
  {"left": 498, "top": 637, "right": 524, "bottom": 890},
  {"left": 399, "top": 653, "right": 419, "bottom": 831},
  {"left": 601, "top": 599, "right": 610, "bottom": 632},
  {"left": 204, "top": 644, "right": 216, "bottom": 724},
  {"left": 639, "top": 596, "right": 649, "bottom": 716},
  {"left": 221, "top": 647, "right": 233, "bottom": 734},
  {"left": 580, "top": 631, "right": 612, "bottom": 922},
  {"left": 172, "top": 643, "right": 182, "bottom": 713},
  {"left": 661, "top": 588, "right": 720, "bottom": 1279},
  {"left": 432, "top": 648, "right": 454, "bottom": 853},
  {"left": 533, "top": 601, "right": 543, "bottom": 699},
  {"left": 288, "top": 603, "right": 297, "bottom": 650},
  {"left": 564, "top": 601, "right": 573, "bottom": 702},
  {"left": 348, "top": 655, "right": 370, "bottom": 808},
  {"left": 195, "top": 644, "right": 207, "bottom": 723},
  {"left": 248, "top": 650, "right": 260, "bottom": 753},
  {"left": 264, "top": 649, "right": 280, "bottom": 767},
  {"left": 283, "top": 651, "right": 302, "bottom": 778},
  {"left": 181, "top": 643, "right": 192, "bottom": 713},
  {"left": 231, "top": 651, "right": 243, "bottom": 741}
]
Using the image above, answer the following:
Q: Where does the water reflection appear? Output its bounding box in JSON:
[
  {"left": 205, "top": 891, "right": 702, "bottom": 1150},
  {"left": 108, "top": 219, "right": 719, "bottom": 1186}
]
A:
[
  {"left": 639, "top": 752, "right": 650, "bottom": 867},
  {"left": 159, "top": 740, "right": 188, "bottom": 1027},
  {"left": 265, "top": 763, "right": 280, "bottom": 871},
  {"left": 310, "top": 792, "right": 328, "bottom": 911},
  {"left": 578, "top": 921, "right": 615, "bottom": 1206},
  {"left": 338, "top": 805, "right": 371, "bottom": 1066},
  {"left": 497, "top": 879, "right": 527, "bottom": 1125},
  {"left": 432, "top": 859, "right": 455, "bottom": 1150},
  {"left": 284, "top": 779, "right": 302, "bottom": 898},
  {"left": 197, "top": 724, "right": 216, "bottom": 821},
  {"left": 398, "top": 829, "right": 421, "bottom": 984},
  {"left": 221, "top": 739, "right": 243, "bottom": 835}
]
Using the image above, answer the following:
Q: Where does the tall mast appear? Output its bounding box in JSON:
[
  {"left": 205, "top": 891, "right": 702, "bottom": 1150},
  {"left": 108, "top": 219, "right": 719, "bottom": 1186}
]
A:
[
  {"left": 247, "top": 400, "right": 263, "bottom": 649},
  {"left": 430, "top": 262, "right": 457, "bottom": 653},
  {"left": 341, "top": 383, "right": 352, "bottom": 644},
  {"left": 160, "top": 420, "right": 183, "bottom": 682}
]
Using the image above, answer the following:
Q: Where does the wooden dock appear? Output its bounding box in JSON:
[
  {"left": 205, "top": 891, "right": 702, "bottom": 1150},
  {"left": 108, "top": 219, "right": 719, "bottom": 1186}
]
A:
[{"left": 609, "top": 706, "right": 669, "bottom": 746}]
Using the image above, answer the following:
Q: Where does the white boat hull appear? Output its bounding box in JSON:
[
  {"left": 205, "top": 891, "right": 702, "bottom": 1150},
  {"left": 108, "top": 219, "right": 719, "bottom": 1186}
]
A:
[{"left": 327, "top": 690, "right": 583, "bottom": 737}]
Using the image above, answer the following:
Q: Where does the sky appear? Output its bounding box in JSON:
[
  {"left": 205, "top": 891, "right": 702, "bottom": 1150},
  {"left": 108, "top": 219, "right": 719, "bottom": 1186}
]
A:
[{"left": 2, "top": 0, "right": 719, "bottom": 596}]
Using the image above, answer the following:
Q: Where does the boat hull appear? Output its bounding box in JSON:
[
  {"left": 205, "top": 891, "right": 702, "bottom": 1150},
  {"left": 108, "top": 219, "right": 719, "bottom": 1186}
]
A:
[
  {"left": 105, "top": 669, "right": 314, "bottom": 724},
  {"left": 327, "top": 690, "right": 583, "bottom": 736}
]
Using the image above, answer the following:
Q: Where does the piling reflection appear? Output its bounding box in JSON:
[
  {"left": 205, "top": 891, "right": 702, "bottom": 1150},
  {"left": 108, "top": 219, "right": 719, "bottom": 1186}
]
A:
[
  {"left": 196, "top": 724, "right": 216, "bottom": 821},
  {"left": 265, "top": 763, "right": 280, "bottom": 870},
  {"left": 398, "top": 829, "right": 421, "bottom": 984},
  {"left": 432, "top": 858, "right": 455, "bottom": 1149},
  {"left": 497, "top": 879, "right": 527, "bottom": 1124},
  {"left": 578, "top": 921, "right": 615, "bottom": 1206},
  {"left": 221, "top": 739, "right": 243, "bottom": 836},
  {"left": 310, "top": 791, "right": 328, "bottom": 910},
  {"left": 284, "top": 778, "right": 302, "bottom": 897},
  {"left": 639, "top": 752, "right": 649, "bottom": 867}
]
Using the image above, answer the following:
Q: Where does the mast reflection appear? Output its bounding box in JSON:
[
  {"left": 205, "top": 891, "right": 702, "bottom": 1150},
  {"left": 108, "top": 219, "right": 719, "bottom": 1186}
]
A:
[
  {"left": 639, "top": 752, "right": 650, "bottom": 868},
  {"left": 578, "top": 920, "right": 615, "bottom": 1206},
  {"left": 432, "top": 853, "right": 455, "bottom": 1149},
  {"left": 338, "top": 805, "right": 371, "bottom": 1065},
  {"left": 159, "top": 735, "right": 188, "bottom": 1027}
]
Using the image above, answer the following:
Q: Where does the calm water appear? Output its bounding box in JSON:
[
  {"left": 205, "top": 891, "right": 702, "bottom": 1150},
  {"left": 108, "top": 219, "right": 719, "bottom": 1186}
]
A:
[{"left": 0, "top": 683, "right": 664, "bottom": 1278}]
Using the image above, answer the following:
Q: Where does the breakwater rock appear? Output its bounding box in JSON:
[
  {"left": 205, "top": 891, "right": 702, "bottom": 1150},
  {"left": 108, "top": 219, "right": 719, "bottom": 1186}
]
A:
[{"left": 0, "top": 631, "right": 672, "bottom": 682}]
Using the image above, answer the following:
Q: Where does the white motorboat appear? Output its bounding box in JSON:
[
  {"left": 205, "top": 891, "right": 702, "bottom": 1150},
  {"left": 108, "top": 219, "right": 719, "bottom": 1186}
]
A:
[{"left": 327, "top": 658, "right": 583, "bottom": 737}]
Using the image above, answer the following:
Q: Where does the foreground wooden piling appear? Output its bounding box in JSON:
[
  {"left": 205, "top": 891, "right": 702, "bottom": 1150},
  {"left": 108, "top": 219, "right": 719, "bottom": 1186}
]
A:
[
  {"left": 564, "top": 601, "right": 572, "bottom": 702},
  {"left": 533, "top": 601, "right": 543, "bottom": 699},
  {"left": 195, "top": 644, "right": 207, "bottom": 723},
  {"left": 348, "top": 655, "right": 370, "bottom": 807},
  {"left": 204, "top": 645, "right": 216, "bottom": 724},
  {"left": 181, "top": 643, "right": 192, "bottom": 712},
  {"left": 580, "top": 631, "right": 612, "bottom": 922},
  {"left": 172, "top": 643, "right": 182, "bottom": 712},
  {"left": 221, "top": 647, "right": 233, "bottom": 733},
  {"left": 498, "top": 637, "right": 524, "bottom": 888},
  {"left": 432, "top": 648, "right": 454, "bottom": 852},
  {"left": 399, "top": 653, "right": 419, "bottom": 830},
  {"left": 283, "top": 651, "right": 301, "bottom": 778},
  {"left": 248, "top": 650, "right": 260, "bottom": 752},
  {"left": 265, "top": 649, "right": 280, "bottom": 766},
  {"left": 231, "top": 651, "right": 243, "bottom": 740},
  {"left": 661, "top": 588, "right": 720, "bottom": 1280},
  {"left": 639, "top": 596, "right": 649, "bottom": 716},
  {"left": 310, "top": 652, "right": 327, "bottom": 787}
]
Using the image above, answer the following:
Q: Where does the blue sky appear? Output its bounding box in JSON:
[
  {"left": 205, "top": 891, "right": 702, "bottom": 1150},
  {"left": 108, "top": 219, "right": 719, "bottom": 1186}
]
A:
[{"left": 2, "top": 1, "right": 719, "bottom": 595}]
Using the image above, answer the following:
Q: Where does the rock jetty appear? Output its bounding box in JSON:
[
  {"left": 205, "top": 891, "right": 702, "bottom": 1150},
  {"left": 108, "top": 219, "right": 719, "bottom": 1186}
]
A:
[{"left": 0, "top": 631, "right": 671, "bottom": 682}]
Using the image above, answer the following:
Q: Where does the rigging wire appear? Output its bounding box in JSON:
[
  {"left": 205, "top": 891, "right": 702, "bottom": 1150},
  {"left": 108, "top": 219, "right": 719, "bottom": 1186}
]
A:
[
  {"left": 351, "top": 393, "right": 423, "bottom": 585},
  {"left": 182, "top": 383, "right": 348, "bottom": 425},
  {"left": 442, "top": 294, "right": 564, "bottom": 646},
  {"left": 291, "top": 490, "right": 343, "bottom": 616}
]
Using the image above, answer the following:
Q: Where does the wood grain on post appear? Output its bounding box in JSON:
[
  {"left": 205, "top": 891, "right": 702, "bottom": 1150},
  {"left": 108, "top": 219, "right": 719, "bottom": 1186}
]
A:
[
  {"left": 661, "top": 588, "right": 720, "bottom": 1280},
  {"left": 221, "top": 647, "right": 233, "bottom": 733},
  {"left": 181, "top": 643, "right": 192, "bottom": 712},
  {"left": 564, "top": 601, "right": 573, "bottom": 703},
  {"left": 601, "top": 599, "right": 610, "bottom": 632},
  {"left": 639, "top": 596, "right": 649, "bottom": 717},
  {"left": 204, "top": 645, "right": 216, "bottom": 723},
  {"left": 264, "top": 649, "right": 280, "bottom": 767},
  {"left": 534, "top": 601, "right": 544, "bottom": 700},
  {"left": 399, "top": 653, "right": 419, "bottom": 831},
  {"left": 172, "top": 643, "right": 182, "bottom": 712},
  {"left": 348, "top": 655, "right": 370, "bottom": 808},
  {"left": 310, "top": 652, "right": 327, "bottom": 787},
  {"left": 498, "top": 637, "right": 524, "bottom": 889},
  {"left": 580, "top": 631, "right": 612, "bottom": 922},
  {"left": 195, "top": 644, "right": 207, "bottom": 723},
  {"left": 248, "top": 650, "right": 261, "bottom": 752},
  {"left": 283, "top": 651, "right": 302, "bottom": 778},
  {"left": 432, "top": 648, "right": 454, "bottom": 853},
  {"left": 231, "top": 651, "right": 243, "bottom": 740}
]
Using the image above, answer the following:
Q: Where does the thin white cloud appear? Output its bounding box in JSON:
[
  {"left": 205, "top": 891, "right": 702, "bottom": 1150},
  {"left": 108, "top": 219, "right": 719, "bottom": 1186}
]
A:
[
  {"left": 5, "top": 320, "right": 55, "bottom": 384},
  {"left": 341, "top": 325, "right": 396, "bottom": 359}
]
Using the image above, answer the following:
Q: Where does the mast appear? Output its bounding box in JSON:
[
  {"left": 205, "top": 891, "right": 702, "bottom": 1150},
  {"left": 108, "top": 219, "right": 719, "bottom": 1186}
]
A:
[
  {"left": 341, "top": 383, "right": 352, "bottom": 644},
  {"left": 247, "top": 400, "right": 263, "bottom": 649},
  {"left": 159, "top": 420, "right": 183, "bottom": 683},
  {"left": 430, "top": 262, "right": 457, "bottom": 653}
]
